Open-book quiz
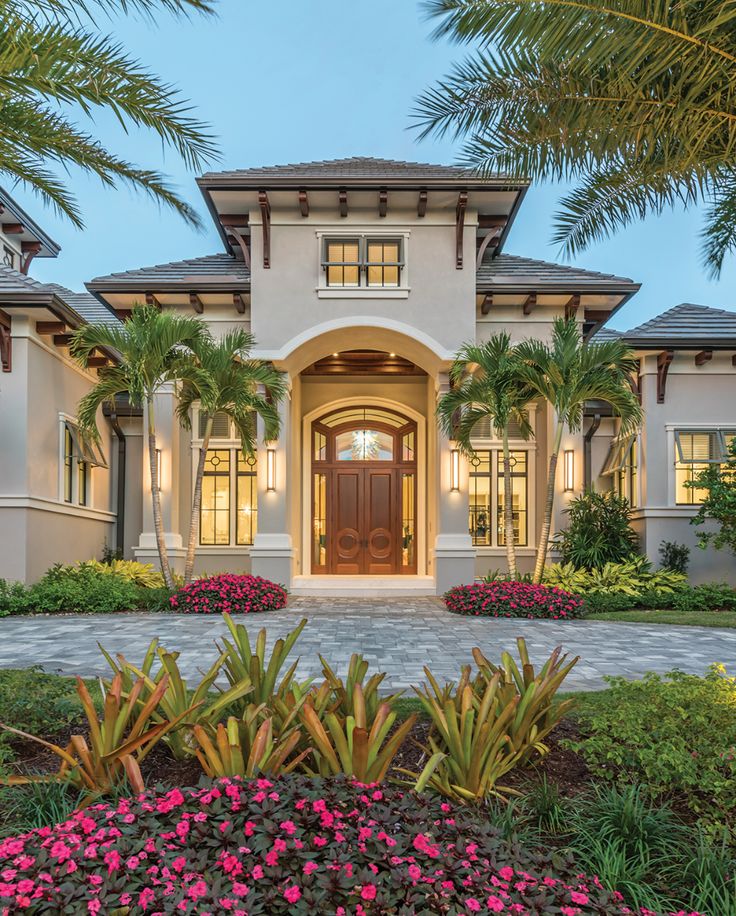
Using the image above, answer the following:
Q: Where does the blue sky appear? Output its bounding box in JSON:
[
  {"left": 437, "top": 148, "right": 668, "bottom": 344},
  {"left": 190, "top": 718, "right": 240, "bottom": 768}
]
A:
[{"left": 16, "top": 0, "right": 736, "bottom": 329}]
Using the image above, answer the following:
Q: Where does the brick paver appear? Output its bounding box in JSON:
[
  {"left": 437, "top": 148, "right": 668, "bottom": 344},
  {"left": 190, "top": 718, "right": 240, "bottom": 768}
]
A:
[{"left": 1, "top": 597, "right": 735, "bottom": 691}]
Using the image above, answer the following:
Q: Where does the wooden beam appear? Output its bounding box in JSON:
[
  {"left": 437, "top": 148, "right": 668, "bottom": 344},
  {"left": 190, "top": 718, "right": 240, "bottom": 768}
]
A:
[
  {"left": 695, "top": 349, "right": 713, "bottom": 367},
  {"left": 36, "top": 321, "right": 66, "bottom": 335},
  {"left": 298, "top": 190, "right": 309, "bottom": 218},
  {"left": 189, "top": 292, "right": 203, "bottom": 314},
  {"left": 378, "top": 189, "right": 388, "bottom": 218},
  {"left": 455, "top": 191, "right": 468, "bottom": 269},
  {"left": 86, "top": 356, "right": 108, "bottom": 368},
  {"left": 20, "top": 241, "right": 42, "bottom": 275},
  {"left": 219, "top": 214, "right": 249, "bottom": 228},
  {"left": 417, "top": 190, "right": 427, "bottom": 218},
  {"left": 233, "top": 293, "right": 245, "bottom": 314},
  {"left": 2, "top": 223, "right": 23, "bottom": 235},
  {"left": 584, "top": 308, "right": 612, "bottom": 321},
  {"left": 0, "top": 323, "right": 10, "bottom": 372},
  {"left": 338, "top": 189, "right": 348, "bottom": 218},
  {"left": 53, "top": 334, "right": 73, "bottom": 347},
  {"left": 628, "top": 360, "right": 642, "bottom": 403},
  {"left": 657, "top": 349, "right": 674, "bottom": 403},
  {"left": 564, "top": 294, "right": 580, "bottom": 320},
  {"left": 477, "top": 216, "right": 507, "bottom": 229},
  {"left": 144, "top": 292, "right": 160, "bottom": 308},
  {"left": 115, "top": 309, "right": 133, "bottom": 321},
  {"left": 258, "top": 191, "right": 271, "bottom": 268},
  {"left": 480, "top": 294, "right": 493, "bottom": 315},
  {"left": 223, "top": 227, "right": 251, "bottom": 269},
  {"left": 522, "top": 293, "right": 537, "bottom": 316}
]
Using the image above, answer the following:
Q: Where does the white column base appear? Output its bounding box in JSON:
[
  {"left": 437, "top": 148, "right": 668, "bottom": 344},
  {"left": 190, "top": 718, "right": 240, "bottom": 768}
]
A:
[
  {"left": 432, "top": 533, "right": 476, "bottom": 595},
  {"left": 133, "top": 532, "right": 186, "bottom": 573},
  {"left": 250, "top": 533, "right": 294, "bottom": 588}
]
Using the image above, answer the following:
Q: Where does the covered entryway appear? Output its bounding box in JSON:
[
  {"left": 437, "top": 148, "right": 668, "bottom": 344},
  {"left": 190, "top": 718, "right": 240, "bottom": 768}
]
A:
[{"left": 311, "top": 405, "right": 417, "bottom": 575}]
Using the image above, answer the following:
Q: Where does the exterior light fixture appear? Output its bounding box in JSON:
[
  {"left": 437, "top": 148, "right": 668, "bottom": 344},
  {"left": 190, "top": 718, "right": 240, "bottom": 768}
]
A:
[
  {"left": 450, "top": 448, "right": 460, "bottom": 491},
  {"left": 155, "top": 448, "right": 162, "bottom": 491},
  {"left": 266, "top": 448, "right": 276, "bottom": 491},
  {"left": 564, "top": 449, "right": 575, "bottom": 492}
]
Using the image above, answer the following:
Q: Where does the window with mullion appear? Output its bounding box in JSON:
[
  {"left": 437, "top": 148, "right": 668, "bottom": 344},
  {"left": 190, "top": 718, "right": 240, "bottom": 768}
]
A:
[
  {"left": 200, "top": 449, "right": 231, "bottom": 545},
  {"left": 366, "top": 239, "right": 401, "bottom": 288},
  {"left": 324, "top": 239, "right": 361, "bottom": 287},
  {"left": 497, "top": 452, "right": 528, "bottom": 546},
  {"left": 469, "top": 449, "right": 529, "bottom": 547},
  {"left": 63, "top": 426, "right": 74, "bottom": 503}
]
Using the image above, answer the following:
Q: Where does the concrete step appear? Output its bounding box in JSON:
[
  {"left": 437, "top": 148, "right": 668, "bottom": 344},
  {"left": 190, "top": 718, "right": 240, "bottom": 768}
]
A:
[{"left": 290, "top": 575, "right": 436, "bottom": 597}]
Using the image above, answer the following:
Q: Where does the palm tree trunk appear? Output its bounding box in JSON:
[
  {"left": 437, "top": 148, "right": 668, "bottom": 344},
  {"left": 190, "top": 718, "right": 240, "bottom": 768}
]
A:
[
  {"left": 147, "top": 396, "right": 174, "bottom": 590},
  {"left": 184, "top": 416, "right": 213, "bottom": 584},
  {"left": 501, "top": 429, "right": 517, "bottom": 578},
  {"left": 532, "top": 422, "right": 563, "bottom": 584}
]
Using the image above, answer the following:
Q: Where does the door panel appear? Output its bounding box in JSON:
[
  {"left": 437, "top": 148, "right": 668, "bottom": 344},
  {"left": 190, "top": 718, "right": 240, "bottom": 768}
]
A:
[
  {"left": 365, "top": 470, "right": 396, "bottom": 574},
  {"left": 333, "top": 470, "right": 362, "bottom": 574}
]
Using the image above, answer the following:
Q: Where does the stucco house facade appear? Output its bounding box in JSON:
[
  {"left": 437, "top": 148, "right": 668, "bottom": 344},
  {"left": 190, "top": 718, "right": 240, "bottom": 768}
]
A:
[{"left": 0, "top": 158, "right": 734, "bottom": 592}]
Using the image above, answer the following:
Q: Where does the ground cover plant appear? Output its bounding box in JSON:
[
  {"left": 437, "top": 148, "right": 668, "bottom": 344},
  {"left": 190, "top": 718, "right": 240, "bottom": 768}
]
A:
[
  {"left": 445, "top": 580, "right": 584, "bottom": 618},
  {"left": 0, "top": 775, "right": 697, "bottom": 915},
  {"left": 169, "top": 573, "right": 288, "bottom": 614}
]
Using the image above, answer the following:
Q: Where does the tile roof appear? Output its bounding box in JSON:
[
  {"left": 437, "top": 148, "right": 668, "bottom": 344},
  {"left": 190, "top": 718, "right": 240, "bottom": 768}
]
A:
[
  {"left": 477, "top": 252, "right": 639, "bottom": 290},
  {"left": 591, "top": 327, "right": 624, "bottom": 341},
  {"left": 0, "top": 266, "right": 117, "bottom": 325},
  {"left": 621, "top": 303, "right": 736, "bottom": 344},
  {"left": 0, "top": 264, "right": 48, "bottom": 294},
  {"left": 45, "top": 284, "right": 119, "bottom": 326},
  {"left": 199, "top": 156, "right": 475, "bottom": 182},
  {"left": 87, "top": 254, "right": 250, "bottom": 287}
]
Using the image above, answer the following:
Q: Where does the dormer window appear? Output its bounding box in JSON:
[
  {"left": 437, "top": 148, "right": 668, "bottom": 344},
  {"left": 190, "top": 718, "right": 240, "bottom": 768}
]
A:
[{"left": 322, "top": 236, "right": 404, "bottom": 289}]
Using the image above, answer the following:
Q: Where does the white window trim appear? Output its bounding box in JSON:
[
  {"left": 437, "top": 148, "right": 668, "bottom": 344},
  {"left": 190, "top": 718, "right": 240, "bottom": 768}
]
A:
[
  {"left": 468, "top": 441, "right": 536, "bottom": 553},
  {"left": 58, "top": 413, "right": 93, "bottom": 508},
  {"left": 315, "top": 229, "right": 411, "bottom": 298},
  {"left": 666, "top": 424, "right": 734, "bottom": 507}
]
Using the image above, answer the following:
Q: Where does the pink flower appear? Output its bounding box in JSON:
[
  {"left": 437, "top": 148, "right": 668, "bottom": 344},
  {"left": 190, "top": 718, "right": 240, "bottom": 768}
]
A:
[
  {"left": 487, "top": 896, "right": 505, "bottom": 912},
  {"left": 303, "top": 862, "right": 319, "bottom": 875},
  {"left": 465, "top": 898, "right": 482, "bottom": 912},
  {"left": 283, "top": 885, "right": 301, "bottom": 903},
  {"left": 360, "top": 883, "right": 377, "bottom": 900},
  {"left": 570, "top": 891, "right": 589, "bottom": 905}
]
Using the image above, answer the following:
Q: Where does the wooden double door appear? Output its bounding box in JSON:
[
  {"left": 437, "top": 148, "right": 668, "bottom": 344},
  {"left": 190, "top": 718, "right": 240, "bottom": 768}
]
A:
[{"left": 332, "top": 467, "right": 398, "bottom": 575}]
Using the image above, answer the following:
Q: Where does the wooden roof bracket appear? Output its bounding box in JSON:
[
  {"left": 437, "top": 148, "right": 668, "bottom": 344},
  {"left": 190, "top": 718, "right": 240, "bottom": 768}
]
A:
[
  {"left": 522, "top": 293, "right": 537, "bottom": 316},
  {"left": 480, "top": 294, "right": 493, "bottom": 315},
  {"left": 0, "top": 311, "right": 11, "bottom": 372},
  {"left": 298, "top": 189, "right": 309, "bottom": 218},
  {"left": 695, "top": 349, "right": 712, "bottom": 367},
  {"left": 564, "top": 294, "right": 580, "bottom": 320},
  {"left": 223, "top": 227, "right": 251, "bottom": 269},
  {"left": 233, "top": 293, "right": 245, "bottom": 315},
  {"left": 338, "top": 189, "right": 348, "bottom": 218},
  {"left": 378, "top": 189, "right": 388, "bottom": 218},
  {"left": 657, "top": 350, "right": 674, "bottom": 403},
  {"left": 189, "top": 292, "right": 203, "bottom": 314},
  {"left": 258, "top": 191, "right": 271, "bottom": 268},
  {"left": 455, "top": 191, "right": 468, "bottom": 269},
  {"left": 20, "top": 241, "right": 42, "bottom": 275},
  {"left": 417, "top": 189, "right": 427, "bottom": 218},
  {"left": 628, "top": 359, "right": 642, "bottom": 404},
  {"left": 145, "top": 292, "right": 160, "bottom": 308}
]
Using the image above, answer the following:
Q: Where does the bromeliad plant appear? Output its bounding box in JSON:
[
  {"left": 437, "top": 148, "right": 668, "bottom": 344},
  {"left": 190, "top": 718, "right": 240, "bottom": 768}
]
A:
[
  {"left": 99, "top": 638, "right": 253, "bottom": 760},
  {"left": 409, "top": 638, "right": 578, "bottom": 802},
  {"left": 318, "top": 652, "right": 403, "bottom": 727},
  {"left": 0, "top": 674, "right": 190, "bottom": 803}
]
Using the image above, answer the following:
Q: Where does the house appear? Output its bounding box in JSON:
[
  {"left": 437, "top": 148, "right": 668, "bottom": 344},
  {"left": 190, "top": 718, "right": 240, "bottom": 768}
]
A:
[{"left": 0, "top": 158, "right": 733, "bottom": 592}]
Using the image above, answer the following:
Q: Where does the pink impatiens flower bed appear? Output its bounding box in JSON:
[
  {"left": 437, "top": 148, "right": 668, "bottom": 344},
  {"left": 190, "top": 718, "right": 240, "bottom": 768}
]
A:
[
  {"left": 169, "top": 574, "right": 287, "bottom": 615},
  {"left": 445, "top": 581, "right": 584, "bottom": 620},
  {"left": 0, "top": 776, "right": 700, "bottom": 914}
]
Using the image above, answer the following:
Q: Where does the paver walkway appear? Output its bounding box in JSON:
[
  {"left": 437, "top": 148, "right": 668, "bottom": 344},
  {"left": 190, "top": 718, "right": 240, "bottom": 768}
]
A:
[{"left": 1, "top": 597, "right": 735, "bottom": 691}]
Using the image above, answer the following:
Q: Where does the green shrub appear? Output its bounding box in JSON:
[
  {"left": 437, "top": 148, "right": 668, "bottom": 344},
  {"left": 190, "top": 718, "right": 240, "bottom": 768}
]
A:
[
  {"left": 135, "top": 585, "right": 174, "bottom": 612},
  {"left": 555, "top": 490, "right": 639, "bottom": 568},
  {"left": 673, "top": 582, "right": 736, "bottom": 613},
  {"left": 74, "top": 558, "right": 166, "bottom": 588},
  {"left": 569, "top": 666, "right": 736, "bottom": 828},
  {"left": 25, "top": 565, "right": 142, "bottom": 614},
  {"left": 659, "top": 540, "right": 690, "bottom": 574},
  {"left": 0, "top": 579, "right": 28, "bottom": 616},
  {"left": 544, "top": 557, "right": 687, "bottom": 596},
  {"left": 582, "top": 591, "right": 634, "bottom": 615}
]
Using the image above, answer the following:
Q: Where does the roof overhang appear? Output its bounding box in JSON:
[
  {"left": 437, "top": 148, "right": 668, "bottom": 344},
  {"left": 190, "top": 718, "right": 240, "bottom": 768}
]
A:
[
  {"left": 625, "top": 338, "right": 736, "bottom": 350},
  {"left": 0, "top": 187, "right": 60, "bottom": 259}
]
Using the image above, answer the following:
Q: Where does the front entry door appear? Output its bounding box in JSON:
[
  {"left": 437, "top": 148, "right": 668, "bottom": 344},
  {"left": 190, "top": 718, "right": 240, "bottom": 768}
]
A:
[{"left": 333, "top": 469, "right": 396, "bottom": 574}]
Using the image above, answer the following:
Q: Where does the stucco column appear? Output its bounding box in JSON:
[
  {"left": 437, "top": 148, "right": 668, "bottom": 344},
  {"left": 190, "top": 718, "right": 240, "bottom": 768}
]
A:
[
  {"left": 133, "top": 384, "right": 186, "bottom": 570},
  {"left": 431, "top": 372, "right": 475, "bottom": 593},
  {"left": 250, "top": 382, "right": 294, "bottom": 587}
]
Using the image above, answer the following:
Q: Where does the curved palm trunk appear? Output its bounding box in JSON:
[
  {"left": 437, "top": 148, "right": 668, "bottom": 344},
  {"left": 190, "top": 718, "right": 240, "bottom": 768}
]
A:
[
  {"left": 501, "top": 429, "right": 517, "bottom": 578},
  {"left": 532, "top": 422, "right": 563, "bottom": 584},
  {"left": 147, "top": 396, "right": 174, "bottom": 590},
  {"left": 184, "top": 416, "right": 213, "bottom": 584}
]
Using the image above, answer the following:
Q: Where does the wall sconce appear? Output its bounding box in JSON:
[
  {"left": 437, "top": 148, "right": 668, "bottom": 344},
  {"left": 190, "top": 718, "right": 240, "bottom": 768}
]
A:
[
  {"left": 155, "top": 448, "right": 162, "bottom": 492},
  {"left": 564, "top": 449, "right": 575, "bottom": 492},
  {"left": 450, "top": 448, "right": 460, "bottom": 492},
  {"left": 266, "top": 448, "right": 276, "bottom": 491}
]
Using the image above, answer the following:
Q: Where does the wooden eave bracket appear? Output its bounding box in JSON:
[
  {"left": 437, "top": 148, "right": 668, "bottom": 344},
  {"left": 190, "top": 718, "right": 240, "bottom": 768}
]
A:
[
  {"left": 145, "top": 292, "right": 160, "bottom": 308},
  {"left": 0, "top": 312, "right": 11, "bottom": 372},
  {"left": 233, "top": 293, "right": 245, "bottom": 314},
  {"left": 657, "top": 350, "right": 674, "bottom": 403},
  {"left": 417, "top": 190, "right": 427, "bottom": 218},
  {"left": 338, "top": 189, "right": 348, "bottom": 218},
  {"left": 455, "top": 191, "right": 468, "bottom": 269},
  {"left": 220, "top": 214, "right": 251, "bottom": 270},
  {"left": 36, "top": 320, "right": 66, "bottom": 335},
  {"left": 522, "top": 293, "right": 537, "bottom": 316},
  {"left": 695, "top": 349, "right": 712, "bottom": 367},
  {"left": 378, "top": 189, "right": 388, "bottom": 218},
  {"left": 564, "top": 294, "right": 580, "bottom": 320},
  {"left": 258, "top": 191, "right": 271, "bottom": 268},
  {"left": 628, "top": 359, "right": 642, "bottom": 404},
  {"left": 480, "top": 294, "right": 493, "bottom": 315},
  {"left": 189, "top": 292, "right": 203, "bottom": 314},
  {"left": 298, "top": 190, "right": 309, "bottom": 218},
  {"left": 2, "top": 223, "right": 23, "bottom": 235},
  {"left": 20, "top": 241, "right": 42, "bottom": 275}
]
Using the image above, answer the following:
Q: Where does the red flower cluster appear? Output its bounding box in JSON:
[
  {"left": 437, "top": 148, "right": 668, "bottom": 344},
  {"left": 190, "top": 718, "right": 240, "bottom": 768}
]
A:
[
  {"left": 169, "top": 574, "right": 287, "bottom": 615},
  {"left": 445, "top": 581, "right": 584, "bottom": 620},
  {"left": 0, "top": 776, "right": 700, "bottom": 915}
]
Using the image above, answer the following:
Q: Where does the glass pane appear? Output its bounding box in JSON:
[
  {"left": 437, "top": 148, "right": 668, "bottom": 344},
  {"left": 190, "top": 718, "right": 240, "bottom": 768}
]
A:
[
  {"left": 313, "top": 430, "right": 327, "bottom": 462},
  {"left": 402, "top": 430, "right": 415, "bottom": 462},
  {"left": 382, "top": 264, "right": 399, "bottom": 286},
  {"left": 675, "top": 463, "right": 708, "bottom": 505},
  {"left": 497, "top": 451, "right": 528, "bottom": 546},
  {"left": 236, "top": 453, "right": 257, "bottom": 545},
  {"left": 367, "top": 264, "right": 382, "bottom": 286},
  {"left": 676, "top": 431, "right": 721, "bottom": 463},
  {"left": 64, "top": 427, "right": 73, "bottom": 503},
  {"left": 78, "top": 462, "right": 88, "bottom": 507},
  {"left": 201, "top": 449, "right": 231, "bottom": 545},
  {"left": 343, "top": 264, "right": 359, "bottom": 286},
  {"left": 313, "top": 473, "right": 327, "bottom": 568},
  {"left": 402, "top": 473, "right": 415, "bottom": 568},
  {"left": 469, "top": 451, "right": 491, "bottom": 546},
  {"left": 335, "top": 428, "right": 394, "bottom": 461}
]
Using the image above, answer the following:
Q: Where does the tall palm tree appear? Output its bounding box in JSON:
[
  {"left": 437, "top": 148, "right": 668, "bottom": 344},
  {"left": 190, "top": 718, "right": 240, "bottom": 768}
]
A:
[
  {"left": 72, "top": 305, "right": 212, "bottom": 588},
  {"left": 515, "top": 319, "right": 642, "bottom": 582},
  {"left": 0, "top": 0, "right": 218, "bottom": 228},
  {"left": 417, "top": 0, "right": 736, "bottom": 276},
  {"left": 437, "top": 333, "right": 534, "bottom": 577},
  {"left": 177, "top": 330, "right": 287, "bottom": 584}
]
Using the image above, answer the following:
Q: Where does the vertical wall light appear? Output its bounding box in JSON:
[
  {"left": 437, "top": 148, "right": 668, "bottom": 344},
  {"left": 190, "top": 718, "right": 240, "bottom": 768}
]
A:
[
  {"left": 450, "top": 448, "right": 460, "bottom": 492},
  {"left": 266, "top": 447, "right": 276, "bottom": 491},
  {"left": 155, "top": 448, "right": 162, "bottom": 492},
  {"left": 563, "top": 449, "right": 575, "bottom": 492}
]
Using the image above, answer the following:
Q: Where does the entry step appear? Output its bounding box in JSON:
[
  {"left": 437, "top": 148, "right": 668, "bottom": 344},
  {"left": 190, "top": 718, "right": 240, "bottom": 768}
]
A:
[{"left": 290, "top": 575, "right": 436, "bottom": 597}]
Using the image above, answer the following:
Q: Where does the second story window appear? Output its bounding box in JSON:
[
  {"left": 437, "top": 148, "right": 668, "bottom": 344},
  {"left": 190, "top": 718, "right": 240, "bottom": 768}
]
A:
[
  {"left": 674, "top": 428, "right": 735, "bottom": 504},
  {"left": 322, "top": 237, "right": 404, "bottom": 288}
]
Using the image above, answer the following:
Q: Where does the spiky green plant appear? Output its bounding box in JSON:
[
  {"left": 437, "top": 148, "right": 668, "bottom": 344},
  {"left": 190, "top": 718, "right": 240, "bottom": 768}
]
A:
[{"left": 318, "top": 652, "right": 403, "bottom": 728}]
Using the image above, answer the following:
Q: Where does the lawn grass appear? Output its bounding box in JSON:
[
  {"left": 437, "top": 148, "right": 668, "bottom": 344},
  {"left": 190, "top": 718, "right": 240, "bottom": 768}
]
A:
[{"left": 588, "top": 609, "right": 736, "bottom": 628}]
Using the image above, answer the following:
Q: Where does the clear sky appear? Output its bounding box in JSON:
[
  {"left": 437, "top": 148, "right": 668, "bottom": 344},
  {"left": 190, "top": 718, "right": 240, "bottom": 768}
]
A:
[{"left": 15, "top": 0, "right": 736, "bottom": 330}]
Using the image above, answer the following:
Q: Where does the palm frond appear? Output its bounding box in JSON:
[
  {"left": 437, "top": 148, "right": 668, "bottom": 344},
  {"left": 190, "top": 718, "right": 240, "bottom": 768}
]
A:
[{"left": 702, "top": 177, "right": 736, "bottom": 278}]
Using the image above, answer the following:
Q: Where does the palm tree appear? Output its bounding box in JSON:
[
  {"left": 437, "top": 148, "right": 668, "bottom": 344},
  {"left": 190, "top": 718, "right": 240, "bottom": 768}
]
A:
[
  {"left": 515, "top": 319, "right": 642, "bottom": 582},
  {"left": 177, "top": 330, "right": 287, "bottom": 584},
  {"left": 0, "top": 0, "right": 218, "bottom": 228},
  {"left": 72, "top": 306, "right": 212, "bottom": 588},
  {"left": 417, "top": 0, "right": 736, "bottom": 276},
  {"left": 437, "top": 333, "right": 534, "bottom": 577}
]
